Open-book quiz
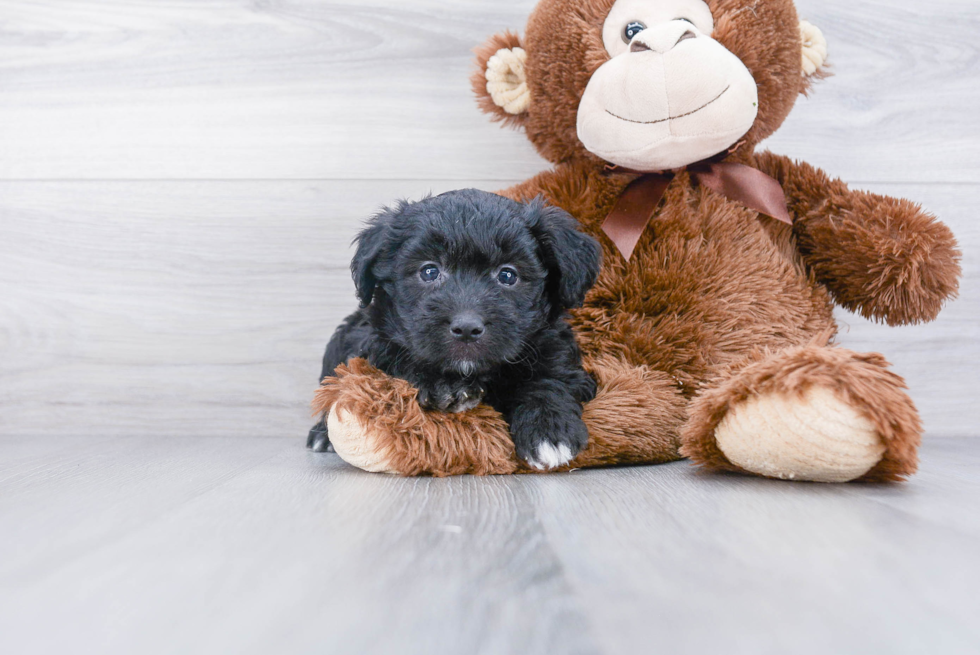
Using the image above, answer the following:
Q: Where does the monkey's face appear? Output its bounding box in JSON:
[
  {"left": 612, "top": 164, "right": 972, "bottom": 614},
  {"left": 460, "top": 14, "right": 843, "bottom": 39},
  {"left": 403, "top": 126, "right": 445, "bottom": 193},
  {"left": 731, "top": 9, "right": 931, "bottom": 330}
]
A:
[
  {"left": 473, "top": 0, "right": 820, "bottom": 170},
  {"left": 576, "top": 0, "right": 758, "bottom": 171}
]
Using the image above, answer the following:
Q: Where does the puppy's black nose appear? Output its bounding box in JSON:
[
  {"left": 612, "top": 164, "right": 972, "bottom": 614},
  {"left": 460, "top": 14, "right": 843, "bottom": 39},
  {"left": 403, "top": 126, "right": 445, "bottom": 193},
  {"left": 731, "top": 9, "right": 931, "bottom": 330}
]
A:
[{"left": 450, "top": 313, "right": 485, "bottom": 342}]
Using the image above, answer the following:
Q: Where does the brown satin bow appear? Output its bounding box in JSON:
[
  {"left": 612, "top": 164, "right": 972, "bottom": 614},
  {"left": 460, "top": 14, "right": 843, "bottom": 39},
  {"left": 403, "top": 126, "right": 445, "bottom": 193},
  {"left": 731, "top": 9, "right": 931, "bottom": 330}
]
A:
[{"left": 601, "top": 161, "right": 793, "bottom": 260}]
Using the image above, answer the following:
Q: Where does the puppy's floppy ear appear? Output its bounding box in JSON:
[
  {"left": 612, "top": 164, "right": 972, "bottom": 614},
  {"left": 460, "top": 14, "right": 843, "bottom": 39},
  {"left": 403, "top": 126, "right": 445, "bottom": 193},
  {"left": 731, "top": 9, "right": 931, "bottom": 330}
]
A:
[
  {"left": 351, "top": 202, "right": 404, "bottom": 307},
  {"left": 525, "top": 197, "right": 602, "bottom": 310}
]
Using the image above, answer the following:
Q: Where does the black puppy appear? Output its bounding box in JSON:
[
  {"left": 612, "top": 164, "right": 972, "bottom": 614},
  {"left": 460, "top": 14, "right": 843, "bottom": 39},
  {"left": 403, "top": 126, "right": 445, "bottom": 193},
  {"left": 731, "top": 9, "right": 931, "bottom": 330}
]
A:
[{"left": 308, "top": 189, "right": 602, "bottom": 470}]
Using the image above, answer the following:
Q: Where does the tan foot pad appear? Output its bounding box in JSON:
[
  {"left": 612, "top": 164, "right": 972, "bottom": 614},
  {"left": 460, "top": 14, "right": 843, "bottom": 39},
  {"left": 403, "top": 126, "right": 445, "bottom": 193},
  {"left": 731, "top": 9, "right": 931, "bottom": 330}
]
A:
[
  {"left": 715, "top": 386, "right": 885, "bottom": 483},
  {"left": 327, "top": 407, "right": 397, "bottom": 474}
]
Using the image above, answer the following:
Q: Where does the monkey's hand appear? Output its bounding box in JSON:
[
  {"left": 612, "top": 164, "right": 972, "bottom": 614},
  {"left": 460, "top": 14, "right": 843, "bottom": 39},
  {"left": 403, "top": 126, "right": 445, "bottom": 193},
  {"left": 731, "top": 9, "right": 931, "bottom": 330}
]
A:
[{"left": 756, "top": 152, "right": 961, "bottom": 326}]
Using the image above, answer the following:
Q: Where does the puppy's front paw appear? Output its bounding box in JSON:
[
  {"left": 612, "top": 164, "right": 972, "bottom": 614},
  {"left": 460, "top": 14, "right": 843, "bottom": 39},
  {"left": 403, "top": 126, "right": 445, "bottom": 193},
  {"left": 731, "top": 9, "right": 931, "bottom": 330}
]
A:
[
  {"left": 417, "top": 381, "right": 484, "bottom": 413},
  {"left": 514, "top": 414, "right": 589, "bottom": 471},
  {"left": 446, "top": 385, "right": 484, "bottom": 413},
  {"left": 526, "top": 441, "right": 575, "bottom": 470}
]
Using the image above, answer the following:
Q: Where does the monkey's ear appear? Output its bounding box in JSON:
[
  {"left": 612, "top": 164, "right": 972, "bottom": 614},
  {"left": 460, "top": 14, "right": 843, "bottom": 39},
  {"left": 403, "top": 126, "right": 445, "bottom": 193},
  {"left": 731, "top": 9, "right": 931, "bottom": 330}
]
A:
[
  {"left": 472, "top": 31, "right": 530, "bottom": 128},
  {"left": 351, "top": 204, "right": 402, "bottom": 307},
  {"left": 525, "top": 198, "right": 602, "bottom": 312},
  {"left": 799, "top": 20, "right": 829, "bottom": 91}
]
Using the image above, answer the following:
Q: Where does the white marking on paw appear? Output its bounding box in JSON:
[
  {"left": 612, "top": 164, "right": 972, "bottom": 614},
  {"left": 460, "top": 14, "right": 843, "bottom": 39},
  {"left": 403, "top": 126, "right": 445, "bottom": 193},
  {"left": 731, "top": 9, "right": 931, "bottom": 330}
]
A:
[{"left": 528, "top": 442, "right": 574, "bottom": 470}]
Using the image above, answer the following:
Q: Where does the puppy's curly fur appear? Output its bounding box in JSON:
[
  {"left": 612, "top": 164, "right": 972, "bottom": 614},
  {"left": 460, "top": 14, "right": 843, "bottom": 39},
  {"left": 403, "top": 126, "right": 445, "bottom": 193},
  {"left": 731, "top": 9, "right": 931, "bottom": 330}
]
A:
[{"left": 308, "top": 189, "right": 602, "bottom": 470}]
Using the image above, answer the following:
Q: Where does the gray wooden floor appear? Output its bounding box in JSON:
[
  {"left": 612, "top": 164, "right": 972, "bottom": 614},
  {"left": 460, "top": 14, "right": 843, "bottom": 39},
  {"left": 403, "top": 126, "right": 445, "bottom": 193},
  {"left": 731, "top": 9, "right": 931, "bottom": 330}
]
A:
[
  {"left": 1, "top": 437, "right": 979, "bottom": 655},
  {"left": 2, "top": 0, "right": 980, "bottom": 652}
]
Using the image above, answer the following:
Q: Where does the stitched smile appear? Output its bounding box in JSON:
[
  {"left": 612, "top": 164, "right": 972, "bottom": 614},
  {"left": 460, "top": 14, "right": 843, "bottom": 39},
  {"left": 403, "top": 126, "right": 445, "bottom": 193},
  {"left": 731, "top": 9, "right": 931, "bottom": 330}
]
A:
[{"left": 605, "top": 86, "right": 731, "bottom": 125}]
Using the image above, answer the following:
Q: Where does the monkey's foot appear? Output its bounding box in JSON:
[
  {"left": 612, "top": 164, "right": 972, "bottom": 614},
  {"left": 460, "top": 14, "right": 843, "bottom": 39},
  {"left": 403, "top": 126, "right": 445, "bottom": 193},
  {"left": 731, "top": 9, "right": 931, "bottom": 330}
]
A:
[{"left": 681, "top": 346, "right": 921, "bottom": 482}]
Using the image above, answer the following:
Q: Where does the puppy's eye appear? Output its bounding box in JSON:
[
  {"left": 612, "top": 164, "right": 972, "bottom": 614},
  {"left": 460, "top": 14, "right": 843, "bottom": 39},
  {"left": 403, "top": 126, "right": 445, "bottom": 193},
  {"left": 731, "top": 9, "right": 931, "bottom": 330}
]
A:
[
  {"left": 622, "top": 21, "right": 646, "bottom": 43},
  {"left": 496, "top": 267, "right": 519, "bottom": 286},
  {"left": 419, "top": 264, "right": 440, "bottom": 282}
]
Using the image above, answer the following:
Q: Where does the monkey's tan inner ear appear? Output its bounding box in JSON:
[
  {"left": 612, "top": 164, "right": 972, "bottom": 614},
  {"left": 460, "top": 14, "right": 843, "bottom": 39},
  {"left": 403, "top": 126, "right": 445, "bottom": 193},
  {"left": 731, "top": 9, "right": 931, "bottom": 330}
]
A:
[
  {"left": 800, "top": 20, "right": 828, "bottom": 77},
  {"left": 486, "top": 47, "right": 530, "bottom": 114}
]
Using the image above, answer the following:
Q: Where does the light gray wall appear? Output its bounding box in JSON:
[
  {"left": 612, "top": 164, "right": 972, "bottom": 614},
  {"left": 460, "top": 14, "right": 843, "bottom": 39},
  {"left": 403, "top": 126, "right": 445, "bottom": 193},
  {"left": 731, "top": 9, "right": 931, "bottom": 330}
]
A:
[{"left": 0, "top": 0, "right": 977, "bottom": 438}]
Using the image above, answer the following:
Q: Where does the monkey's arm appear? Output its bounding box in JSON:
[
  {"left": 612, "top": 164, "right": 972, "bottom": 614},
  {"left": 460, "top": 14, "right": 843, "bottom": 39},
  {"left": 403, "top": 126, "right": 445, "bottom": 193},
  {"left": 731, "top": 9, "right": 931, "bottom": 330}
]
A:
[{"left": 755, "top": 151, "right": 961, "bottom": 326}]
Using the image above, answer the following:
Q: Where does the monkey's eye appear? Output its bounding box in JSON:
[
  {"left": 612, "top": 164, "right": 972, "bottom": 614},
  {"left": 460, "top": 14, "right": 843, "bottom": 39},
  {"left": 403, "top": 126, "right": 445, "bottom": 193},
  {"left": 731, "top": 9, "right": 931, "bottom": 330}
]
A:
[
  {"left": 419, "top": 264, "right": 440, "bottom": 282},
  {"left": 622, "top": 21, "right": 646, "bottom": 43},
  {"left": 496, "top": 267, "right": 519, "bottom": 286}
]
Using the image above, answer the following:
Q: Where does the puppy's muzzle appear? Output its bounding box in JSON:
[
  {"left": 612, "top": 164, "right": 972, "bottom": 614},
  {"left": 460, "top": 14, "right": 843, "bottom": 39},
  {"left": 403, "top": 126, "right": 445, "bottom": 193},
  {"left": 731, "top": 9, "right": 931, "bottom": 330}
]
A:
[{"left": 449, "top": 312, "right": 485, "bottom": 343}]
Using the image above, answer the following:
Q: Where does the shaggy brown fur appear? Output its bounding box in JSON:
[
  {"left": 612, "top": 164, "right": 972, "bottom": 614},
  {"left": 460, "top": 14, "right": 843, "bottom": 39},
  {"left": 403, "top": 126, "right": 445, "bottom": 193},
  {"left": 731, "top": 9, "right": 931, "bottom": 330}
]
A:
[
  {"left": 755, "top": 152, "right": 960, "bottom": 326},
  {"left": 500, "top": 162, "right": 839, "bottom": 396},
  {"left": 315, "top": 356, "right": 686, "bottom": 476},
  {"left": 313, "top": 359, "right": 520, "bottom": 476},
  {"left": 680, "top": 344, "right": 922, "bottom": 482},
  {"left": 317, "top": 0, "right": 960, "bottom": 480}
]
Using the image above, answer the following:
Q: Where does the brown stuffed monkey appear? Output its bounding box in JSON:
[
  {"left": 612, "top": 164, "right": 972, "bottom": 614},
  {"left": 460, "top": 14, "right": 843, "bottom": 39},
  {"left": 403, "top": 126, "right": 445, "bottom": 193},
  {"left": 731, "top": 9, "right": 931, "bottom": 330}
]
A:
[{"left": 315, "top": 0, "right": 961, "bottom": 482}]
